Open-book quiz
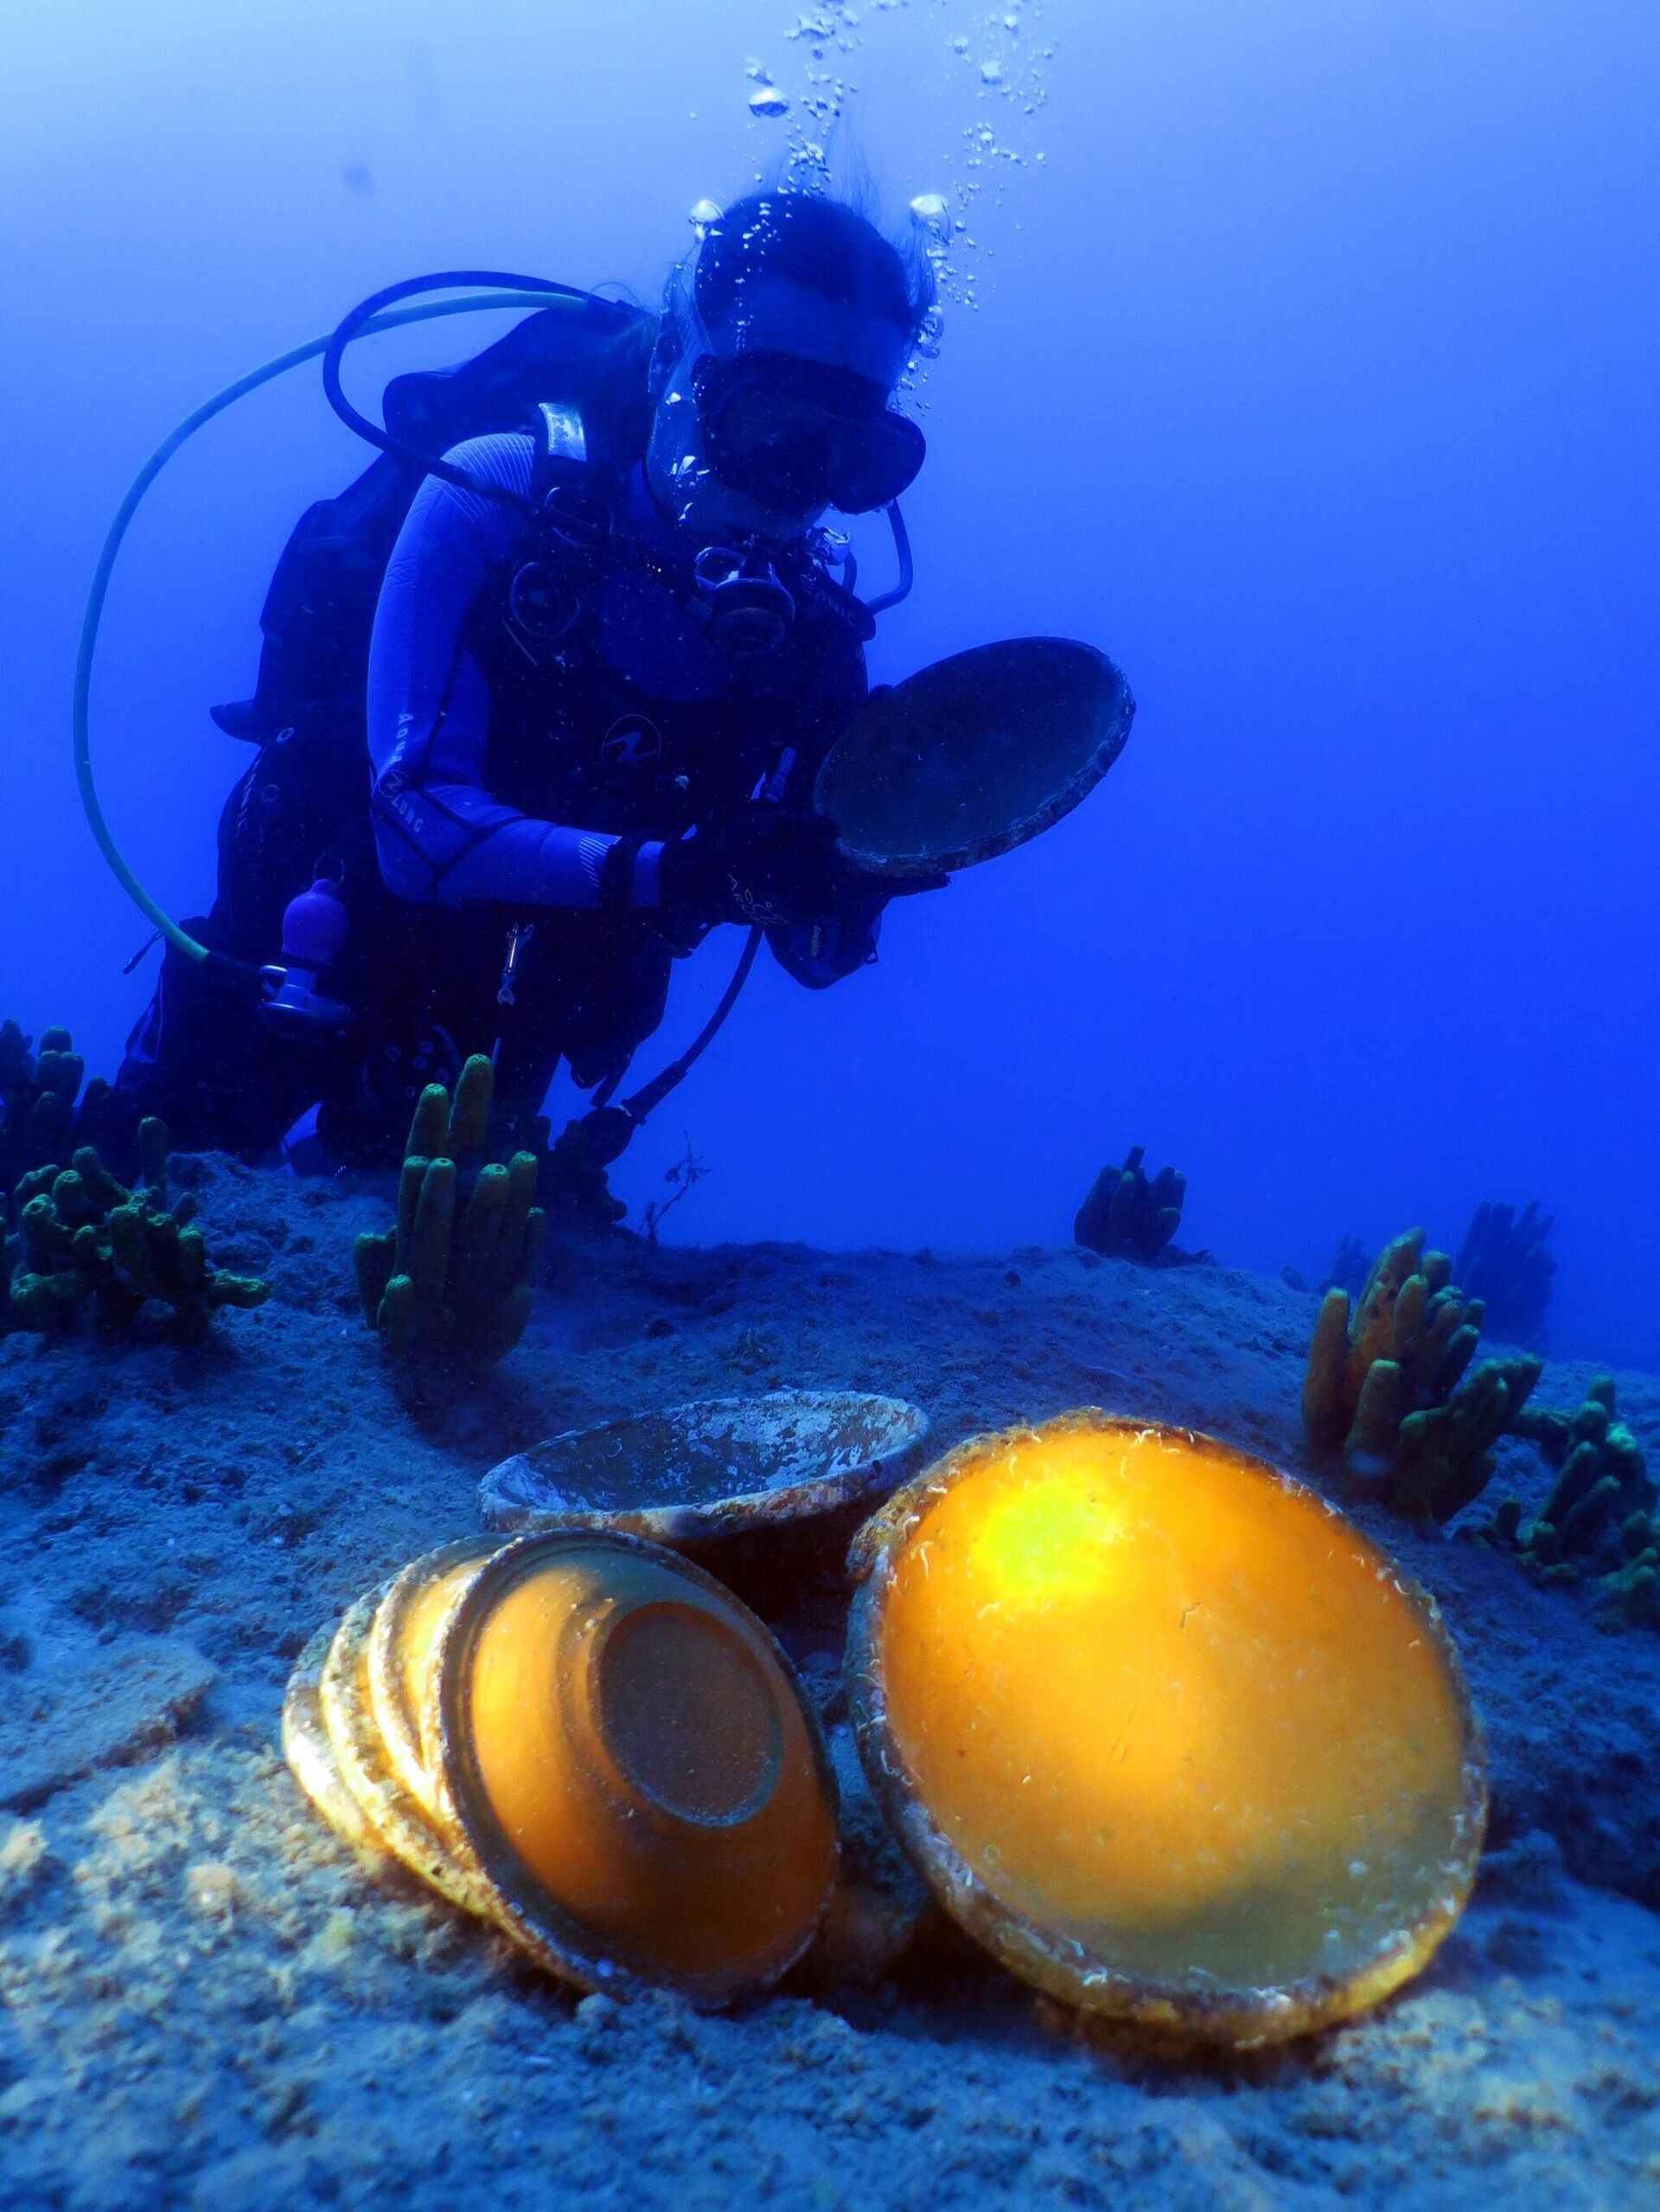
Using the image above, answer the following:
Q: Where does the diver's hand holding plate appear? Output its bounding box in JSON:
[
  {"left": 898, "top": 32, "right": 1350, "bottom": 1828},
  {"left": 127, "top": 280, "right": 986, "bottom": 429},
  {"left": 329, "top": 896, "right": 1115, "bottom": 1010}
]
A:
[
  {"left": 814, "top": 638, "right": 1134, "bottom": 879},
  {"left": 661, "top": 805, "right": 898, "bottom": 930}
]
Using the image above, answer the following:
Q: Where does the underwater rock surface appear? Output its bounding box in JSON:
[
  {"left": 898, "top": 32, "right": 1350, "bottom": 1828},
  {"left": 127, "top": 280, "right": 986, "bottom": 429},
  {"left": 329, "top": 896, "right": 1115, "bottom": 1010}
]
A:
[{"left": 0, "top": 1155, "right": 1657, "bottom": 2208}]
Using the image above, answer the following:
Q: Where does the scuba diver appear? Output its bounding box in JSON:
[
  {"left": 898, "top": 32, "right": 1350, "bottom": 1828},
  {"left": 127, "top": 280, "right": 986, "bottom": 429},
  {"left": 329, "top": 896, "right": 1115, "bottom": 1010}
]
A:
[{"left": 113, "top": 193, "right": 942, "bottom": 1172}]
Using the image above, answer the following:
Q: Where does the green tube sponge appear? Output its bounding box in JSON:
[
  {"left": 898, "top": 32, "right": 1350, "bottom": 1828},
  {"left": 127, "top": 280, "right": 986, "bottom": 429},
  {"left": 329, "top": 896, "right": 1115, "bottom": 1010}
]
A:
[
  {"left": 1388, "top": 1359, "right": 1538, "bottom": 1525},
  {"left": 1301, "top": 1289, "right": 1353, "bottom": 1456},
  {"left": 1300, "top": 1228, "right": 1541, "bottom": 1523},
  {"left": 354, "top": 1055, "right": 546, "bottom": 1386},
  {"left": 1475, "top": 1376, "right": 1657, "bottom": 1627},
  {"left": 1594, "top": 1550, "right": 1660, "bottom": 1633},
  {"left": 446, "top": 1055, "right": 494, "bottom": 1156},
  {"left": 354, "top": 1226, "right": 397, "bottom": 1325}
]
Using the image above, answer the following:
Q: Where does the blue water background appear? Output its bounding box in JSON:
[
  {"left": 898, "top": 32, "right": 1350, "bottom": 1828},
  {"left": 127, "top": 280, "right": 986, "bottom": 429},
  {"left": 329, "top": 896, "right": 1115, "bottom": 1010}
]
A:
[{"left": 3, "top": 1, "right": 1656, "bottom": 1365}]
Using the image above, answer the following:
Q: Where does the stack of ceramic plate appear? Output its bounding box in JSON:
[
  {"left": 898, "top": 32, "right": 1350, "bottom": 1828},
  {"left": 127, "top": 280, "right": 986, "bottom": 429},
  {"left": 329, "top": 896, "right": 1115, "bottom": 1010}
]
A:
[
  {"left": 284, "top": 1526, "right": 840, "bottom": 2005},
  {"left": 287, "top": 1403, "right": 1490, "bottom": 2047}
]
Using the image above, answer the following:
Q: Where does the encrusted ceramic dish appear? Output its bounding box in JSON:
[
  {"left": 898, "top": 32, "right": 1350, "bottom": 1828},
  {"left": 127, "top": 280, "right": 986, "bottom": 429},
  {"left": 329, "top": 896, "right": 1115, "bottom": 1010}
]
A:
[
  {"left": 368, "top": 1537, "right": 497, "bottom": 1807},
  {"left": 814, "top": 637, "right": 1133, "bottom": 879},
  {"left": 281, "top": 1622, "right": 380, "bottom": 1858},
  {"left": 846, "top": 1410, "right": 1488, "bottom": 2048},
  {"left": 316, "top": 1582, "right": 482, "bottom": 1913},
  {"left": 478, "top": 1389, "right": 929, "bottom": 1546}
]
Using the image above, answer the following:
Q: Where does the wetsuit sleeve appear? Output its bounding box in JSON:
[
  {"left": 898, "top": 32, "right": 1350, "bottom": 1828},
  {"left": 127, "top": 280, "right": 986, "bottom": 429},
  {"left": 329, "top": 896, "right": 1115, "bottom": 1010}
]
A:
[{"left": 367, "top": 433, "right": 661, "bottom": 910}]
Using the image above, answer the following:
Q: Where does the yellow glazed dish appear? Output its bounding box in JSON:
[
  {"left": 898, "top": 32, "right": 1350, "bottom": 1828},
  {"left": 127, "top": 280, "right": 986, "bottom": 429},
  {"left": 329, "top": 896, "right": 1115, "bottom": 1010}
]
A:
[{"left": 846, "top": 1412, "right": 1486, "bottom": 2045}]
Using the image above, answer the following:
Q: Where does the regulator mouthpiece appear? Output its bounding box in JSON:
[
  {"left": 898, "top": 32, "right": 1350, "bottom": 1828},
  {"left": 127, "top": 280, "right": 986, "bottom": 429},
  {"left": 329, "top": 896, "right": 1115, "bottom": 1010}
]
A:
[{"left": 691, "top": 544, "right": 796, "bottom": 656}]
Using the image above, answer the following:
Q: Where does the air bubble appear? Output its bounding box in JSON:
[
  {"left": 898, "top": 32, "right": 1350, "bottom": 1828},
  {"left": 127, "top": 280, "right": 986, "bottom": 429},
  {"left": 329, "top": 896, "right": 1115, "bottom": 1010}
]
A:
[{"left": 720, "top": 0, "right": 1054, "bottom": 330}]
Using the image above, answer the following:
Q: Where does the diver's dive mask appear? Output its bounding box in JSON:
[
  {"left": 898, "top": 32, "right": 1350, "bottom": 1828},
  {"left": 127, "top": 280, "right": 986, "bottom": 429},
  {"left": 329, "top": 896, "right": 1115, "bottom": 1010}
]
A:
[{"left": 691, "top": 350, "right": 925, "bottom": 516}]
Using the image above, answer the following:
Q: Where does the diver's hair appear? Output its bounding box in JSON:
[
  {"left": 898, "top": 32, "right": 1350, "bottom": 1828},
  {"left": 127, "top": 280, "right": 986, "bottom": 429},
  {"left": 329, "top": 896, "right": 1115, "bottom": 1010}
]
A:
[{"left": 658, "top": 191, "right": 935, "bottom": 383}]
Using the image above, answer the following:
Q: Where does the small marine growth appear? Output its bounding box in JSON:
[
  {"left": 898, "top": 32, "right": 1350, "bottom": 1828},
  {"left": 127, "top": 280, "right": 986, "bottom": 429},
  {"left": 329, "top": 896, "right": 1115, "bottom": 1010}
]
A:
[
  {"left": 1476, "top": 1376, "right": 1658, "bottom": 1629},
  {"left": 1282, "top": 1234, "right": 1369, "bottom": 1298},
  {"left": 1453, "top": 1199, "right": 1555, "bottom": 1350},
  {"left": 1301, "top": 1229, "right": 1542, "bottom": 1522},
  {"left": 1074, "top": 1145, "right": 1205, "bottom": 1266},
  {"left": 641, "top": 1135, "right": 711, "bottom": 1246},
  {"left": 354, "top": 1055, "right": 546, "bottom": 1382},
  {"left": 3, "top": 1020, "right": 267, "bottom": 1339}
]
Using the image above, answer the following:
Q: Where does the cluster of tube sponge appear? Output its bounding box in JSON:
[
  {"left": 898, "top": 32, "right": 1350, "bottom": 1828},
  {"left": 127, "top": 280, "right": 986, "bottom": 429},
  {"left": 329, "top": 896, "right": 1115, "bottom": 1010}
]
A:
[
  {"left": 354, "top": 1056, "right": 546, "bottom": 1381},
  {"left": 1476, "top": 1378, "right": 1657, "bottom": 1630},
  {"left": 2, "top": 1022, "right": 268, "bottom": 1339},
  {"left": 1452, "top": 1199, "right": 1555, "bottom": 1351},
  {"left": 1074, "top": 1146, "right": 1201, "bottom": 1265},
  {"left": 1301, "top": 1229, "right": 1542, "bottom": 1523},
  {"left": 1, "top": 1022, "right": 112, "bottom": 1194}
]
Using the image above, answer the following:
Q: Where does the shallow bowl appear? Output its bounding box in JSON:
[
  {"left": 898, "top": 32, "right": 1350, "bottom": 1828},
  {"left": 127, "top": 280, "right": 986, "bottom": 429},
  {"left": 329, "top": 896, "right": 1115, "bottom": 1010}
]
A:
[{"left": 479, "top": 1389, "right": 929, "bottom": 1547}]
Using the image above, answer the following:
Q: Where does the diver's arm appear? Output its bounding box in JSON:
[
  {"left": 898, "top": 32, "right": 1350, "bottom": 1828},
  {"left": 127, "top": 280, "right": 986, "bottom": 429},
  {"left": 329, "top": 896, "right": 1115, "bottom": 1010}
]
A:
[{"left": 367, "top": 433, "right": 662, "bottom": 910}]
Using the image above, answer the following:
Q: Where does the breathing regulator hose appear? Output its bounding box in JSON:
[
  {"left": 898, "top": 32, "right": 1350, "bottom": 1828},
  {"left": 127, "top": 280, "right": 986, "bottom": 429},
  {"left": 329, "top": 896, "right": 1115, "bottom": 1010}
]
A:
[{"left": 73, "top": 277, "right": 582, "bottom": 968}]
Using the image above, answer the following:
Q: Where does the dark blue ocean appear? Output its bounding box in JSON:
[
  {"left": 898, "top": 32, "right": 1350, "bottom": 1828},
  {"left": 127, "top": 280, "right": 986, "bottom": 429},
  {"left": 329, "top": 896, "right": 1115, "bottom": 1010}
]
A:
[{"left": 4, "top": 0, "right": 1657, "bottom": 1364}]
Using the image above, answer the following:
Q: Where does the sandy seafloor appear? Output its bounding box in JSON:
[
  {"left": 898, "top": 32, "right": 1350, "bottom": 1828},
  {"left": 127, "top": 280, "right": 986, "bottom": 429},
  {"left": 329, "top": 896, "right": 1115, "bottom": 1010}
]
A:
[{"left": 1, "top": 1154, "right": 1657, "bottom": 2211}]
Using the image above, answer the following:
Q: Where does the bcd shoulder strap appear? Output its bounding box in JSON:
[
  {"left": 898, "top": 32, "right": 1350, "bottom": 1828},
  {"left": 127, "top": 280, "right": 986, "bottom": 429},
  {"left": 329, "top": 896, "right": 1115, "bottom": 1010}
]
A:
[{"left": 529, "top": 399, "right": 591, "bottom": 505}]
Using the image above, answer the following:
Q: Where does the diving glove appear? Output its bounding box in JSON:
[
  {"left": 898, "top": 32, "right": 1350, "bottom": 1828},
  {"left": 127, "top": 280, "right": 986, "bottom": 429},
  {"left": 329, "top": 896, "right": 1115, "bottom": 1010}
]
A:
[{"left": 658, "top": 807, "right": 875, "bottom": 930}]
